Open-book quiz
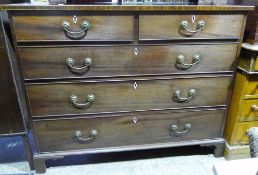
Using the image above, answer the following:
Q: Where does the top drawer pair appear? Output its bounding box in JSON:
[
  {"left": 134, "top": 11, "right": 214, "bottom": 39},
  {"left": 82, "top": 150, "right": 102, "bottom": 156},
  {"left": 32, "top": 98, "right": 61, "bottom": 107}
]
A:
[{"left": 12, "top": 14, "right": 244, "bottom": 42}]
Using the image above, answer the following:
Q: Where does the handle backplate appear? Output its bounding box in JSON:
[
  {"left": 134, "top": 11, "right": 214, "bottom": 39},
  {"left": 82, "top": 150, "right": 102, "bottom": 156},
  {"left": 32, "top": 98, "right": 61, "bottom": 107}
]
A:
[
  {"left": 179, "top": 20, "right": 205, "bottom": 37},
  {"left": 171, "top": 123, "right": 191, "bottom": 137},
  {"left": 61, "top": 20, "right": 90, "bottom": 39},
  {"left": 66, "top": 57, "right": 92, "bottom": 74},
  {"left": 173, "top": 89, "right": 196, "bottom": 102},
  {"left": 176, "top": 54, "right": 200, "bottom": 70},
  {"left": 69, "top": 94, "right": 95, "bottom": 109},
  {"left": 74, "top": 129, "right": 98, "bottom": 143}
]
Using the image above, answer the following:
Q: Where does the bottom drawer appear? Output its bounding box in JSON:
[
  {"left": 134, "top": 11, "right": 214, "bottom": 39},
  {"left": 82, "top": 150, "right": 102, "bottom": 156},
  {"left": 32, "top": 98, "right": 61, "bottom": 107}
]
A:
[
  {"left": 233, "top": 121, "right": 258, "bottom": 145},
  {"left": 33, "top": 109, "right": 225, "bottom": 153}
]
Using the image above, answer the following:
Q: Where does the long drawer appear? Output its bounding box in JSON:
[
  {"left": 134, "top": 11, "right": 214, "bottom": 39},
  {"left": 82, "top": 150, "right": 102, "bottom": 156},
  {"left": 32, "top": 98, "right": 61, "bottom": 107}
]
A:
[
  {"left": 12, "top": 15, "right": 134, "bottom": 42},
  {"left": 19, "top": 44, "right": 237, "bottom": 80},
  {"left": 139, "top": 15, "right": 244, "bottom": 40},
  {"left": 33, "top": 108, "right": 225, "bottom": 153},
  {"left": 27, "top": 76, "right": 231, "bottom": 117}
]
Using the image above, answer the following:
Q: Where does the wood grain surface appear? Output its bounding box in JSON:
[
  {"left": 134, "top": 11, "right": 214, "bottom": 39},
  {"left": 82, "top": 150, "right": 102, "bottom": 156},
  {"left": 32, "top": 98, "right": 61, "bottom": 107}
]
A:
[
  {"left": 19, "top": 44, "right": 238, "bottom": 80},
  {"left": 0, "top": 4, "right": 254, "bottom": 11},
  {"left": 27, "top": 76, "right": 232, "bottom": 117},
  {"left": 0, "top": 18, "right": 24, "bottom": 135},
  {"left": 12, "top": 15, "right": 134, "bottom": 41},
  {"left": 33, "top": 108, "right": 225, "bottom": 152},
  {"left": 139, "top": 14, "right": 244, "bottom": 40}
]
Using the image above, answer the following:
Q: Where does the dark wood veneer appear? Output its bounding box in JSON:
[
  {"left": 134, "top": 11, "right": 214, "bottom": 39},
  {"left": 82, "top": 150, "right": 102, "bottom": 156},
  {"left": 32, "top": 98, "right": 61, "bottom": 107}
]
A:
[
  {"left": 19, "top": 44, "right": 238, "bottom": 80},
  {"left": 33, "top": 108, "right": 225, "bottom": 152},
  {"left": 0, "top": 17, "right": 24, "bottom": 135},
  {"left": 139, "top": 14, "right": 244, "bottom": 40},
  {"left": 0, "top": 4, "right": 254, "bottom": 11},
  {"left": 27, "top": 76, "right": 231, "bottom": 117},
  {"left": 12, "top": 15, "right": 134, "bottom": 42}
]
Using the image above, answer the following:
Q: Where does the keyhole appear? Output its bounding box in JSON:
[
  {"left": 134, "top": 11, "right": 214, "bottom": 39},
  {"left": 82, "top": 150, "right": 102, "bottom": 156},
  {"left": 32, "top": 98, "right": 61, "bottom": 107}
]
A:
[
  {"left": 192, "top": 15, "right": 196, "bottom": 23},
  {"left": 133, "top": 48, "right": 139, "bottom": 56},
  {"left": 133, "top": 117, "right": 138, "bottom": 124},
  {"left": 73, "top": 15, "right": 78, "bottom": 24},
  {"left": 133, "top": 82, "right": 138, "bottom": 90}
]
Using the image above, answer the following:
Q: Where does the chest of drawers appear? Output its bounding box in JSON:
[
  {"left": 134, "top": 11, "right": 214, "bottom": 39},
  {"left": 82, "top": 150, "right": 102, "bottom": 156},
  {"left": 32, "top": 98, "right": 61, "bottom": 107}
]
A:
[
  {"left": 1, "top": 4, "right": 253, "bottom": 173},
  {"left": 223, "top": 0, "right": 258, "bottom": 160},
  {"left": 225, "top": 69, "right": 258, "bottom": 146},
  {"left": 224, "top": 45, "right": 258, "bottom": 149}
]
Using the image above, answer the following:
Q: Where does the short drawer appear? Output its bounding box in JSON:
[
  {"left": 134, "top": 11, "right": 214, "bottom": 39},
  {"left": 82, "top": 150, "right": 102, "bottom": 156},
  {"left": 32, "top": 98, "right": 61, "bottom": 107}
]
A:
[
  {"left": 33, "top": 108, "right": 225, "bottom": 153},
  {"left": 12, "top": 14, "right": 134, "bottom": 41},
  {"left": 19, "top": 44, "right": 237, "bottom": 80},
  {"left": 27, "top": 76, "right": 231, "bottom": 117},
  {"left": 233, "top": 72, "right": 258, "bottom": 121},
  {"left": 139, "top": 15, "right": 244, "bottom": 40},
  {"left": 233, "top": 121, "right": 258, "bottom": 145},
  {"left": 238, "top": 99, "right": 258, "bottom": 122}
]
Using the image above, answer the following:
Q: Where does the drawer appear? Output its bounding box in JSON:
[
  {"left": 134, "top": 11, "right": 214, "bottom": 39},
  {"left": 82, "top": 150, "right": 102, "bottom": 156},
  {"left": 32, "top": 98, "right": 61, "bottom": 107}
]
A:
[
  {"left": 233, "top": 121, "right": 258, "bottom": 145},
  {"left": 27, "top": 76, "right": 231, "bottom": 117},
  {"left": 12, "top": 15, "right": 134, "bottom": 42},
  {"left": 33, "top": 108, "right": 225, "bottom": 153},
  {"left": 238, "top": 99, "right": 258, "bottom": 122},
  {"left": 19, "top": 44, "right": 238, "bottom": 80},
  {"left": 234, "top": 72, "right": 258, "bottom": 121},
  {"left": 139, "top": 15, "right": 244, "bottom": 40},
  {"left": 240, "top": 76, "right": 258, "bottom": 97}
]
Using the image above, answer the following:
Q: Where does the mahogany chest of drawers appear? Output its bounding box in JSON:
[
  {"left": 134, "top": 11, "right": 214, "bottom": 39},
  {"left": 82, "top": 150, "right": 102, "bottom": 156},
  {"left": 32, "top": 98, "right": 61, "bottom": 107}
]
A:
[{"left": 1, "top": 4, "right": 253, "bottom": 173}]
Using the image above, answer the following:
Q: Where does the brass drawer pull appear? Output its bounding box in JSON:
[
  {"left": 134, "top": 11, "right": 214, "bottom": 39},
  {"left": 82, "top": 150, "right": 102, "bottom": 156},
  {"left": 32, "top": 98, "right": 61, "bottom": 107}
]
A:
[
  {"left": 61, "top": 20, "right": 90, "bottom": 39},
  {"left": 179, "top": 20, "right": 205, "bottom": 36},
  {"left": 176, "top": 54, "right": 200, "bottom": 70},
  {"left": 173, "top": 89, "right": 196, "bottom": 102},
  {"left": 69, "top": 94, "right": 95, "bottom": 109},
  {"left": 74, "top": 130, "right": 97, "bottom": 143},
  {"left": 171, "top": 123, "right": 192, "bottom": 137},
  {"left": 251, "top": 105, "right": 258, "bottom": 112},
  {"left": 66, "top": 57, "right": 92, "bottom": 74}
]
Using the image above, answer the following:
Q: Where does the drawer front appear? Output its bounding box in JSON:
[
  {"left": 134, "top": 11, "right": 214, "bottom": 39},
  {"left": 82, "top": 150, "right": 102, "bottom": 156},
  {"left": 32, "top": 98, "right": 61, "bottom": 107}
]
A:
[
  {"left": 242, "top": 78, "right": 258, "bottom": 97},
  {"left": 139, "top": 15, "right": 244, "bottom": 40},
  {"left": 233, "top": 121, "right": 258, "bottom": 145},
  {"left": 12, "top": 15, "right": 134, "bottom": 41},
  {"left": 27, "top": 76, "right": 231, "bottom": 117},
  {"left": 33, "top": 109, "right": 225, "bottom": 152},
  {"left": 237, "top": 73, "right": 258, "bottom": 121},
  {"left": 20, "top": 44, "right": 237, "bottom": 80},
  {"left": 238, "top": 99, "right": 258, "bottom": 122}
]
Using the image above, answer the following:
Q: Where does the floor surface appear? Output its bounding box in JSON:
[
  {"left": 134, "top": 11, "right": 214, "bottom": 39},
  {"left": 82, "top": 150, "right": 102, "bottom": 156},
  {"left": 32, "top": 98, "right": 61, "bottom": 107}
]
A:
[{"left": 0, "top": 136, "right": 225, "bottom": 175}]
